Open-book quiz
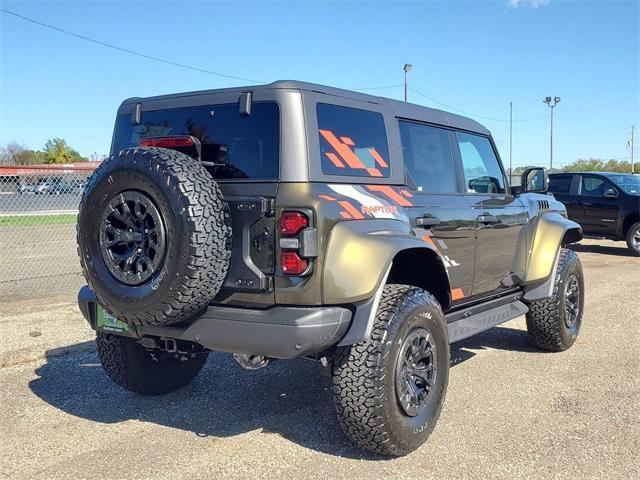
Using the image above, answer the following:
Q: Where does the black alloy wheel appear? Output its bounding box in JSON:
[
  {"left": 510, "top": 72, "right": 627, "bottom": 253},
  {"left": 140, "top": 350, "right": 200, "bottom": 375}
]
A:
[
  {"left": 99, "top": 190, "right": 166, "bottom": 285},
  {"left": 395, "top": 327, "right": 437, "bottom": 417}
]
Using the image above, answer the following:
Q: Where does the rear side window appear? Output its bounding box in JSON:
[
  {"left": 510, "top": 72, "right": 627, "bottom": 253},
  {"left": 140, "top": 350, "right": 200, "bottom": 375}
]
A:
[
  {"left": 399, "top": 121, "right": 457, "bottom": 193},
  {"left": 317, "top": 103, "right": 390, "bottom": 178},
  {"left": 549, "top": 175, "right": 573, "bottom": 193},
  {"left": 456, "top": 132, "right": 506, "bottom": 194},
  {"left": 112, "top": 102, "right": 280, "bottom": 180}
]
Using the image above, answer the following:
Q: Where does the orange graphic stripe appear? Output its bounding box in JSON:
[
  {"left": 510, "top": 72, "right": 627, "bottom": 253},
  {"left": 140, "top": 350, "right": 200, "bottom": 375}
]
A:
[
  {"left": 339, "top": 211, "right": 352, "bottom": 219},
  {"left": 319, "top": 129, "right": 366, "bottom": 169},
  {"left": 400, "top": 189, "right": 413, "bottom": 198},
  {"left": 338, "top": 200, "right": 365, "bottom": 219},
  {"left": 366, "top": 185, "right": 413, "bottom": 207},
  {"left": 318, "top": 194, "right": 337, "bottom": 201},
  {"left": 422, "top": 234, "right": 436, "bottom": 246},
  {"left": 451, "top": 288, "right": 465, "bottom": 301},
  {"left": 366, "top": 167, "right": 383, "bottom": 177},
  {"left": 340, "top": 136, "right": 355, "bottom": 146},
  {"left": 325, "top": 152, "right": 345, "bottom": 168},
  {"left": 368, "top": 148, "right": 389, "bottom": 168}
]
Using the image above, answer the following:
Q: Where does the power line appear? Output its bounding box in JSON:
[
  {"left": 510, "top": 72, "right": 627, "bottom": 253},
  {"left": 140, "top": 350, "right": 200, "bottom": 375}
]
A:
[
  {"left": 408, "top": 86, "right": 548, "bottom": 123},
  {"left": 0, "top": 11, "right": 430, "bottom": 95},
  {"left": 0, "top": 8, "right": 265, "bottom": 84}
]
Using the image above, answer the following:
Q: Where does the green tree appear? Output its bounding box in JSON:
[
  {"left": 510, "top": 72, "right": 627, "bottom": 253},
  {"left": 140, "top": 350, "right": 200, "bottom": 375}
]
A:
[
  {"left": 42, "top": 138, "right": 86, "bottom": 164},
  {"left": 0, "top": 142, "right": 46, "bottom": 165},
  {"left": 561, "top": 158, "right": 633, "bottom": 173}
]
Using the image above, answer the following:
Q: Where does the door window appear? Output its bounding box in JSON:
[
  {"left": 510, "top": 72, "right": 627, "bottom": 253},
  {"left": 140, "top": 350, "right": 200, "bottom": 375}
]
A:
[
  {"left": 399, "top": 121, "right": 457, "bottom": 193},
  {"left": 579, "top": 176, "right": 615, "bottom": 197},
  {"left": 456, "top": 132, "right": 506, "bottom": 194},
  {"left": 548, "top": 175, "right": 574, "bottom": 194}
]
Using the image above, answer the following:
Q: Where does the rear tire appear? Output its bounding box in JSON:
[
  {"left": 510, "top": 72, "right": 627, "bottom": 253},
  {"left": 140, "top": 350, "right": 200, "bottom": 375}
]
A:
[
  {"left": 625, "top": 222, "right": 640, "bottom": 256},
  {"left": 96, "top": 333, "right": 208, "bottom": 395},
  {"left": 332, "top": 284, "right": 449, "bottom": 456},
  {"left": 526, "top": 248, "right": 584, "bottom": 351}
]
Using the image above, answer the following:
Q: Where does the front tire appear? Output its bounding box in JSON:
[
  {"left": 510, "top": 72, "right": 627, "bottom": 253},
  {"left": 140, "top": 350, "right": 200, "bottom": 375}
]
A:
[
  {"left": 332, "top": 285, "right": 450, "bottom": 456},
  {"left": 625, "top": 222, "right": 640, "bottom": 256},
  {"left": 96, "top": 333, "right": 208, "bottom": 395},
  {"left": 526, "top": 248, "right": 584, "bottom": 351}
]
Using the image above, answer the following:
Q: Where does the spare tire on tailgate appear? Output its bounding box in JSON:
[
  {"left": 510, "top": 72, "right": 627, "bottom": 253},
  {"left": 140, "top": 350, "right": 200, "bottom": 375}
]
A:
[{"left": 77, "top": 147, "right": 232, "bottom": 326}]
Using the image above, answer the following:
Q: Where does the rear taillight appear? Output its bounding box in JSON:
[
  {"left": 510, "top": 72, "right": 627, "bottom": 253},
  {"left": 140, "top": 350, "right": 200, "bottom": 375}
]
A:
[
  {"left": 139, "top": 136, "right": 194, "bottom": 148},
  {"left": 281, "top": 251, "right": 308, "bottom": 275},
  {"left": 279, "top": 210, "right": 314, "bottom": 276},
  {"left": 280, "top": 211, "right": 309, "bottom": 236}
]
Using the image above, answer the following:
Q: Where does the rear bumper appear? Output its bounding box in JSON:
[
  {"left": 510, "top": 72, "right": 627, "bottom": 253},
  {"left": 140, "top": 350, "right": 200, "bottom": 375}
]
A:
[{"left": 77, "top": 286, "right": 351, "bottom": 359}]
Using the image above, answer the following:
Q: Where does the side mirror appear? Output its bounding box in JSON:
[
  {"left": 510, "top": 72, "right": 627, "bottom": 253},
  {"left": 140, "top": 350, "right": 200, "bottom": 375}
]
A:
[
  {"left": 521, "top": 167, "right": 549, "bottom": 193},
  {"left": 603, "top": 188, "right": 618, "bottom": 199}
]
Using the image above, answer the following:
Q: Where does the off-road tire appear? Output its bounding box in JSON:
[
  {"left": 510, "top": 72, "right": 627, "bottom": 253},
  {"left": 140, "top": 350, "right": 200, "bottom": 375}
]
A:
[
  {"left": 77, "top": 147, "right": 231, "bottom": 326},
  {"left": 625, "top": 222, "right": 640, "bottom": 256},
  {"left": 332, "top": 284, "right": 449, "bottom": 456},
  {"left": 96, "top": 332, "right": 208, "bottom": 395},
  {"left": 526, "top": 248, "right": 584, "bottom": 351}
]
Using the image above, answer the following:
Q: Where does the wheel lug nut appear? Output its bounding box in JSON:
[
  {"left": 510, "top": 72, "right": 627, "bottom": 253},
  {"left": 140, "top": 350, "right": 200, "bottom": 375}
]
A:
[{"left": 137, "top": 248, "right": 142, "bottom": 253}]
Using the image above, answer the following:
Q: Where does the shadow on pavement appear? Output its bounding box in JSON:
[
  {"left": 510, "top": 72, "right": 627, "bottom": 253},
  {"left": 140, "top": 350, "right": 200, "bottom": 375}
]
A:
[
  {"left": 570, "top": 242, "right": 633, "bottom": 257},
  {"left": 29, "top": 325, "right": 538, "bottom": 458},
  {"left": 29, "top": 347, "right": 389, "bottom": 460}
]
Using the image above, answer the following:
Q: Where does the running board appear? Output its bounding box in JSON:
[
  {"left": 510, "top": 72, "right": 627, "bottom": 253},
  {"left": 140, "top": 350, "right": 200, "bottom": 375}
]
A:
[{"left": 445, "top": 299, "right": 529, "bottom": 344}]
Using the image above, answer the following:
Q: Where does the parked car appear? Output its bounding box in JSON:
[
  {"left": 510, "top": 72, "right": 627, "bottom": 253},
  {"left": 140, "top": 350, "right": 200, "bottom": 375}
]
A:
[
  {"left": 17, "top": 183, "right": 37, "bottom": 194},
  {"left": 549, "top": 172, "right": 640, "bottom": 256},
  {"left": 76, "top": 80, "right": 584, "bottom": 456}
]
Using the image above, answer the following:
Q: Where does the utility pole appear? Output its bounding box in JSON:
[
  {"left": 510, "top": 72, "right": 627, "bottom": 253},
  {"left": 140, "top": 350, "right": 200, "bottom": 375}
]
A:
[
  {"left": 509, "top": 101, "right": 513, "bottom": 181},
  {"left": 543, "top": 96, "right": 561, "bottom": 170},
  {"left": 630, "top": 126, "right": 635, "bottom": 174},
  {"left": 403, "top": 64, "right": 412, "bottom": 102}
]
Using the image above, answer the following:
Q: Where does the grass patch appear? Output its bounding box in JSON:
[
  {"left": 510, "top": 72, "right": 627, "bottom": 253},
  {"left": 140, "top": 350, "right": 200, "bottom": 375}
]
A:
[{"left": 0, "top": 214, "right": 77, "bottom": 227}]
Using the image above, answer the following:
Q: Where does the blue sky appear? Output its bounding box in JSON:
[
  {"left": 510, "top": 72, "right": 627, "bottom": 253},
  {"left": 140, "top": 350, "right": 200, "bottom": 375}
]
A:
[{"left": 1, "top": 0, "right": 638, "bottom": 169}]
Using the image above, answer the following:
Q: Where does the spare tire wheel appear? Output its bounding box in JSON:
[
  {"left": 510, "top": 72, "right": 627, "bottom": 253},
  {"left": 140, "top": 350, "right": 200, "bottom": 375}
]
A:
[{"left": 77, "top": 147, "right": 231, "bottom": 326}]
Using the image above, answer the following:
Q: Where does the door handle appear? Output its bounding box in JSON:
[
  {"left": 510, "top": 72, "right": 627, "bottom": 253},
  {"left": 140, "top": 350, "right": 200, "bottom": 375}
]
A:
[
  {"left": 477, "top": 214, "right": 499, "bottom": 224},
  {"left": 416, "top": 215, "right": 441, "bottom": 227}
]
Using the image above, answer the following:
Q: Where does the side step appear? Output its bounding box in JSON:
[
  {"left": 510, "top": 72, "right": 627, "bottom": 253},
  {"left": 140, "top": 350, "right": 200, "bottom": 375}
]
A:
[{"left": 445, "top": 296, "right": 529, "bottom": 344}]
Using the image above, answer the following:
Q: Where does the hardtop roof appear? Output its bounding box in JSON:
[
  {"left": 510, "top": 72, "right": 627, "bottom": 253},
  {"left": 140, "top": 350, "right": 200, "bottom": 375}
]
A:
[{"left": 120, "top": 80, "right": 490, "bottom": 135}]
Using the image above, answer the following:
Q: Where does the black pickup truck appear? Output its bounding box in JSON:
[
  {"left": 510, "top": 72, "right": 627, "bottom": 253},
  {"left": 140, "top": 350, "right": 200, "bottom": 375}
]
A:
[{"left": 548, "top": 172, "right": 640, "bottom": 255}]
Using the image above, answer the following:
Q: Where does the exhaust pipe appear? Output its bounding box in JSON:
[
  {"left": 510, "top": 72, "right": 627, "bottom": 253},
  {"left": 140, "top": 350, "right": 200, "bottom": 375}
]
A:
[{"left": 233, "top": 353, "right": 270, "bottom": 370}]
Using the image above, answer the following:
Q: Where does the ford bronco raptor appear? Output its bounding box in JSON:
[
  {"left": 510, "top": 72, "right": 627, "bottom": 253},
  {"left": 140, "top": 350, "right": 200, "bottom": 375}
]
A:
[{"left": 77, "top": 81, "right": 584, "bottom": 456}]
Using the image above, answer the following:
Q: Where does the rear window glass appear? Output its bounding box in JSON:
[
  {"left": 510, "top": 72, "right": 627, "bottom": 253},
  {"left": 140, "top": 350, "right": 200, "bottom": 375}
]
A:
[
  {"left": 112, "top": 102, "right": 280, "bottom": 180},
  {"left": 548, "top": 175, "right": 573, "bottom": 193},
  {"left": 317, "top": 103, "right": 390, "bottom": 178}
]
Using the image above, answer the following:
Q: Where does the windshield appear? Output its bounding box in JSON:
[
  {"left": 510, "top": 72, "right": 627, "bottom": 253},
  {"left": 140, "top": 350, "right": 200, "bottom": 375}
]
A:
[{"left": 609, "top": 175, "right": 640, "bottom": 195}]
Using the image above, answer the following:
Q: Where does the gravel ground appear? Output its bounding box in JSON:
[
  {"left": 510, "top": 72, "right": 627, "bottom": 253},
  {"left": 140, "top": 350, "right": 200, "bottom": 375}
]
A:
[{"left": 0, "top": 238, "right": 638, "bottom": 479}]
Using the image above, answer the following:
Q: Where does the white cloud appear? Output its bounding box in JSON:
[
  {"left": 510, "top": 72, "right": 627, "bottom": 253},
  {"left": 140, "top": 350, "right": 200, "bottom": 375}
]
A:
[{"left": 507, "top": 0, "right": 551, "bottom": 9}]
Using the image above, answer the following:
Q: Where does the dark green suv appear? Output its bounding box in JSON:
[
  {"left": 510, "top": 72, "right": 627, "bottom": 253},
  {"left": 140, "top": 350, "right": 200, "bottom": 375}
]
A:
[{"left": 77, "top": 81, "right": 584, "bottom": 456}]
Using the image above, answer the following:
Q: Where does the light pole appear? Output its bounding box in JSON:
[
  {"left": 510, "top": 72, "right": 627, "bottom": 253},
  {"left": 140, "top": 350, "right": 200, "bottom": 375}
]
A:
[
  {"left": 543, "top": 96, "right": 560, "bottom": 170},
  {"left": 403, "top": 64, "right": 412, "bottom": 102}
]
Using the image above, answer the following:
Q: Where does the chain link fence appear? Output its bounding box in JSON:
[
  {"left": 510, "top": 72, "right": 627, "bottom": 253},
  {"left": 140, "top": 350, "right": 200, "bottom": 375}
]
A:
[{"left": 0, "top": 164, "right": 99, "bottom": 301}]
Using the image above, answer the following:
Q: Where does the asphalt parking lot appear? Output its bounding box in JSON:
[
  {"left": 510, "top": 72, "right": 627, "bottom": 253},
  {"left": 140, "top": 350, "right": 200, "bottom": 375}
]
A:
[{"left": 1, "top": 238, "right": 638, "bottom": 480}]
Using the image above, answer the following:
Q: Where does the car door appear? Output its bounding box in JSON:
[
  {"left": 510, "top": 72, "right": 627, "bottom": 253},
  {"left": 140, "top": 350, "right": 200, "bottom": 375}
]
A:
[
  {"left": 576, "top": 174, "right": 620, "bottom": 235},
  {"left": 398, "top": 120, "right": 476, "bottom": 302},
  {"left": 549, "top": 174, "right": 583, "bottom": 222},
  {"left": 454, "top": 131, "right": 528, "bottom": 297}
]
